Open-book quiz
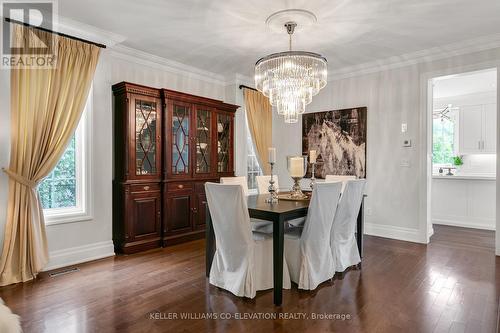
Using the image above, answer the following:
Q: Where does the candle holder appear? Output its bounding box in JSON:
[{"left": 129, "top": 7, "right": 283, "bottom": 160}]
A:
[
  {"left": 310, "top": 162, "right": 316, "bottom": 189},
  {"left": 266, "top": 162, "right": 279, "bottom": 203},
  {"left": 287, "top": 155, "right": 308, "bottom": 199}
]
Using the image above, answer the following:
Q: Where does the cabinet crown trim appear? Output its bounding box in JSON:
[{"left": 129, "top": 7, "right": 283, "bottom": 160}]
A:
[{"left": 112, "top": 82, "right": 161, "bottom": 98}]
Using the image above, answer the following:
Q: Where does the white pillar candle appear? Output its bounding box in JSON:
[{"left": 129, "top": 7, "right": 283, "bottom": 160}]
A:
[
  {"left": 309, "top": 150, "right": 317, "bottom": 164},
  {"left": 268, "top": 147, "right": 276, "bottom": 164},
  {"left": 289, "top": 157, "right": 304, "bottom": 177}
]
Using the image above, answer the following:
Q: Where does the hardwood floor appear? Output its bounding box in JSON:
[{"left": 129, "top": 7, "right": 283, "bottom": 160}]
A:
[{"left": 0, "top": 225, "right": 498, "bottom": 332}]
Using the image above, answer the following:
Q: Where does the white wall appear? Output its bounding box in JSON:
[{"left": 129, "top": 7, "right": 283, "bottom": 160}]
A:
[
  {"left": 273, "top": 47, "right": 500, "bottom": 244},
  {"left": 0, "top": 49, "right": 229, "bottom": 270},
  {"left": 497, "top": 67, "right": 500, "bottom": 255}
]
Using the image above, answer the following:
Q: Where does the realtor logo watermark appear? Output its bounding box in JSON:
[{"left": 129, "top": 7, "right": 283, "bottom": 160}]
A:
[{"left": 1, "top": 0, "right": 58, "bottom": 69}]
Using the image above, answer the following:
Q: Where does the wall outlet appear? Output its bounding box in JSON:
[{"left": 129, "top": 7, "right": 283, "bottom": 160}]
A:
[
  {"left": 400, "top": 159, "right": 411, "bottom": 167},
  {"left": 365, "top": 207, "right": 372, "bottom": 215}
]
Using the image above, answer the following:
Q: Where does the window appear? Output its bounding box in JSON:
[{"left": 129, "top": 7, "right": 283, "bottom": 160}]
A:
[
  {"left": 432, "top": 116, "right": 455, "bottom": 165},
  {"left": 245, "top": 114, "right": 262, "bottom": 190},
  {"left": 38, "top": 135, "right": 78, "bottom": 209},
  {"left": 38, "top": 91, "right": 91, "bottom": 224}
]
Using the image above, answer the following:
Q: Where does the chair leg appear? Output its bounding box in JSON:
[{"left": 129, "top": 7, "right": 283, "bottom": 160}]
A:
[
  {"left": 336, "top": 271, "right": 345, "bottom": 280},
  {"left": 356, "top": 262, "right": 362, "bottom": 270}
]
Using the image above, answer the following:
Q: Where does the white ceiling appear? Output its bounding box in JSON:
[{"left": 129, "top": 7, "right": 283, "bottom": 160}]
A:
[
  {"left": 58, "top": 0, "right": 500, "bottom": 78},
  {"left": 433, "top": 69, "right": 497, "bottom": 98}
]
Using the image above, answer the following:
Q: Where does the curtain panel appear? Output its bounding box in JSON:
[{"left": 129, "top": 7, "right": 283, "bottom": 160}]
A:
[
  {"left": 243, "top": 89, "right": 272, "bottom": 175},
  {"left": 0, "top": 25, "right": 100, "bottom": 285}
]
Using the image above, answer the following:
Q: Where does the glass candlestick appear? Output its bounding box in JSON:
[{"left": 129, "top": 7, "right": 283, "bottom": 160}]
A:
[
  {"left": 310, "top": 162, "right": 316, "bottom": 189},
  {"left": 266, "top": 162, "right": 278, "bottom": 203}
]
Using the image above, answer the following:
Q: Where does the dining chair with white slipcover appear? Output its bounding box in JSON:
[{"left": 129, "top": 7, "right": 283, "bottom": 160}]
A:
[
  {"left": 221, "top": 176, "right": 273, "bottom": 233},
  {"left": 0, "top": 298, "right": 21, "bottom": 333},
  {"left": 205, "top": 183, "right": 291, "bottom": 298},
  {"left": 255, "top": 175, "right": 306, "bottom": 228},
  {"left": 330, "top": 179, "right": 366, "bottom": 273},
  {"left": 255, "top": 175, "right": 279, "bottom": 194},
  {"left": 325, "top": 175, "right": 356, "bottom": 193},
  {"left": 284, "top": 182, "right": 342, "bottom": 290}
]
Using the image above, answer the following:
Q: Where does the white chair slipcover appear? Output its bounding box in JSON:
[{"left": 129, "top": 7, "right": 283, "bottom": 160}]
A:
[
  {"left": 256, "top": 175, "right": 279, "bottom": 194},
  {"left": 325, "top": 175, "right": 356, "bottom": 193},
  {"left": 205, "top": 183, "right": 291, "bottom": 298},
  {"left": 220, "top": 176, "right": 249, "bottom": 196},
  {"left": 331, "top": 179, "right": 366, "bottom": 272},
  {"left": 220, "top": 176, "right": 274, "bottom": 233},
  {"left": 255, "top": 175, "right": 305, "bottom": 228},
  {"left": 284, "top": 182, "right": 342, "bottom": 290}
]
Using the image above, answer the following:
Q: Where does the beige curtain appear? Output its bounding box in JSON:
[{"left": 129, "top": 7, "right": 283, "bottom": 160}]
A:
[
  {"left": 243, "top": 89, "right": 272, "bottom": 175},
  {"left": 0, "top": 25, "right": 100, "bottom": 285}
]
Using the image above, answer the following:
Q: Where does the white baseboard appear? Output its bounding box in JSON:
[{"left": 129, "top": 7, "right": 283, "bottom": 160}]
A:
[
  {"left": 364, "top": 223, "right": 425, "bottom": 243},
  {"left": 428, "top": 225, "right": 435, "bottom": 239},
  {"left": 43, "top": 240, "right": 115, "bottom": 271},
  {"left": 432, "top": 218, "right": 496, "bottom": 231}
]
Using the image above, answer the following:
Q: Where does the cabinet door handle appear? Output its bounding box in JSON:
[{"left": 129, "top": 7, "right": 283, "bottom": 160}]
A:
[
  {"left": 177, "top": 184, "right": 184, "bottom": 189},
  {"left": 143, "top": 186, "right": 150, "bottom": 191}
]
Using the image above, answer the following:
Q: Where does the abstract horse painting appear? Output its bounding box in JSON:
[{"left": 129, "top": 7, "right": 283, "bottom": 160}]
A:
[{"left": 302, "top": 107, "right": 367, "bottom": 179}]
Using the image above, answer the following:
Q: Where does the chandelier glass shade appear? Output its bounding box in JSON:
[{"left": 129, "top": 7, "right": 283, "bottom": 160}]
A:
[{"left": 254, "top": 22, "right": 327, "bottom": 123}]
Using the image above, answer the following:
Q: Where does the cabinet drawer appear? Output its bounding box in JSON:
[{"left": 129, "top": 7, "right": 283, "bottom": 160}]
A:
[
  {"left": 129, "top": 183, "right": 160, "bottom": 193},
  {"left": 167, "top": 182, "right": 193, "bottom": 191}
]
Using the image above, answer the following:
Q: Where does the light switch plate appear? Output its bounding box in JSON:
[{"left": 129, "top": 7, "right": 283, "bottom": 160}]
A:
[{"left": 401, "top": 123, "right": 408, "bottom": 133}]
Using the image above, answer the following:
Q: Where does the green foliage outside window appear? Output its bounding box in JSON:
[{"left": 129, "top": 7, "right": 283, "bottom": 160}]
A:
[
  {"left": 432, "top": 118, "right": 455, "bottom": 165},
  {"left": 38, "top": 136, "right": 77, "bottom": 209}
]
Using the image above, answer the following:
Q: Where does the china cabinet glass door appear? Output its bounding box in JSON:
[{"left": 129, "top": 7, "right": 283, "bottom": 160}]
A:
[
  {"left": 216, "top": 113, "right": 232, "bottom": 173},
  {"left": 194, "top": 107, "right": 212, "bottom": 175},
  {"left": 171, "top": 102, "right": 191, "bottom": 176},
  {"left": 135, "top": 99, "right": 158, "bottom": 176}
]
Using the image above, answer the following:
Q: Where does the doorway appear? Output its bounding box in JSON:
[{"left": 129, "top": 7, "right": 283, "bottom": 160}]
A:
[{"left": 427, "top": 68, "right": 497, "bottom": 247}]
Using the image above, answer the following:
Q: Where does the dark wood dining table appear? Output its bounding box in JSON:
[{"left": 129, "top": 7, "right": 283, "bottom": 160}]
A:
[{"left": 205, "top": 194, "right": 366, "bottom": 306}]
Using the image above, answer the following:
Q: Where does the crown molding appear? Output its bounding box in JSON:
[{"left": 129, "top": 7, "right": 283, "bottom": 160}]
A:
[
  {"left": 108, "top": 44, "right": 228, "bottom": 86},
  {"left": 3, "top": 11, "right": 126, "bottom": 47},
  {"left": 224, "top": 73, "right": 254, "bottom": 87},
  {"left": 329, "top": 33, "right": 500, "bottom": 81},
  {"left": 54, "top": 17, "right": 126, "bottom": 47}
]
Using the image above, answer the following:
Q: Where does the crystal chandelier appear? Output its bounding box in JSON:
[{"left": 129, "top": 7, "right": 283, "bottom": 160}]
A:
[{"left": 255, "top": 21, "right": 327, "bottom": 123}]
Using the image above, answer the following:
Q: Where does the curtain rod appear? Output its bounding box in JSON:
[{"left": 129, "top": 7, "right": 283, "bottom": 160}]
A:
[
  {"left": 4, "top": 17, "right": 107, "bottom": 49},
  {"left": 239, "top": 85, "right": 257, "bottom": 92}
]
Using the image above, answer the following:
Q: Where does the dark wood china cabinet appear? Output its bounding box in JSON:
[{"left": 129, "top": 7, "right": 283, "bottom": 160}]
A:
[{"left": 113, "top": 82, "right": 237, "bottom": 253}]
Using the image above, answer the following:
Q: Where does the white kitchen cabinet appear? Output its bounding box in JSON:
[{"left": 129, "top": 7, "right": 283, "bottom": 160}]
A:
[
  {"left": 482, "top": 103, "right": 497, "bottom": 153},
  {"left": 432, "top": 177, "right": 496, "bottom": 230},
  {"left": 459, "top": 105, "right": 482, "bottom": 153},
  {"left": 459, "top": 103, "right": 496, "bottom": 154}
]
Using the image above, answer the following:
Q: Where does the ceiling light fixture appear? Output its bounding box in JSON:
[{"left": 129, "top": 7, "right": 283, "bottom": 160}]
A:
[{"left": 255, "top": 10, "right": 327, "bottom": 123}]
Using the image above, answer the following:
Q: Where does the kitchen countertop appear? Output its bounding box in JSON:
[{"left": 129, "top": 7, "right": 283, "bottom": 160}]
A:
[{"left": 432, "top": 174, "right": 496, "bottom": 180}]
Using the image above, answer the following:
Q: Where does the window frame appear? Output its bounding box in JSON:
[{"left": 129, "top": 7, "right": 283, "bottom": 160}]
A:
[
  {"left": 245, "top": 110, "right": 262, "bottom": 194},
  {"left": 432, "top": 107, "right": 459, "bottom": 170},
  {"left": 43, "top": 89, "right": 93, "bottom": 225}
]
